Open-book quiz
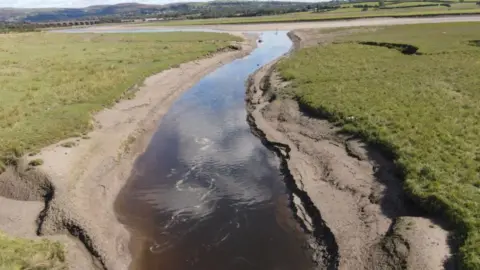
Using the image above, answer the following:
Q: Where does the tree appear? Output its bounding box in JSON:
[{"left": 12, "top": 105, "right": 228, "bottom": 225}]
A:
[{"left": 379, "top": 0, "right": 385, "bottom": 7}]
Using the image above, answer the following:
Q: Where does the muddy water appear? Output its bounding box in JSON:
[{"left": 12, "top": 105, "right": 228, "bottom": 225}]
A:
[{"left": 115, "top": 31, "right": 315, "bottom": 270}]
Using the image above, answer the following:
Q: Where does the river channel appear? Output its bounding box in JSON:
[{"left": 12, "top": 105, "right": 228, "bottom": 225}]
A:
[{"left": 76, "top": 28, "right": 315, "bottom": 269}]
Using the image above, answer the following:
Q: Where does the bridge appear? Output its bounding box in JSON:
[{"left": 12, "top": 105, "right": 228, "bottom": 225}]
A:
[{"left": 34, "top": 20, "right": 100, "bottom": 27}]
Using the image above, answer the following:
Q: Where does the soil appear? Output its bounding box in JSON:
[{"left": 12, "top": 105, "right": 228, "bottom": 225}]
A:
[
  {"left": 245, "top": 30, "right": 454, "bottom": 270},
  {"left": 0, "top": 33, "right": 257, "bottom": 270}
]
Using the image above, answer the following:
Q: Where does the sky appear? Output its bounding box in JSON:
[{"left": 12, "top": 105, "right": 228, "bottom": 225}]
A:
[{"left": 1, "top": 0, "right": 315, "bottom": 9}]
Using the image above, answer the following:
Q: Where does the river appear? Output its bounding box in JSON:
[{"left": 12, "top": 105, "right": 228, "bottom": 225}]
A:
[{"left": 68, "top": 28, "right": 316, "bottom": 269}]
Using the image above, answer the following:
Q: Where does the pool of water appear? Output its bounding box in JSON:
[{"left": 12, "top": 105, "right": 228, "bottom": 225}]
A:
[{"left": 112, "top": 31, "right": 316, "bottom": 270}]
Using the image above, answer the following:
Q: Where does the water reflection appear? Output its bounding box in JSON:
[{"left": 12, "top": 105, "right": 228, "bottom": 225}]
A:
[{"left": 116, "top": 32, "right": 315, "bottom": 270}]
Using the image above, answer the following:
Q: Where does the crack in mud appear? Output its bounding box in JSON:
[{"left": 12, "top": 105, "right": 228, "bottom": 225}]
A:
[
  {"left": 356, "top": 41, "right": 421, "bottom": 55},
  {"left": 468, "top": 40, "right": 480, "bottom": 47}
]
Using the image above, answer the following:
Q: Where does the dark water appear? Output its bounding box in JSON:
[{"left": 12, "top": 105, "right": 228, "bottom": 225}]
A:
[{"left": 115, "top": 31, "right": 315, "bottom": 270}]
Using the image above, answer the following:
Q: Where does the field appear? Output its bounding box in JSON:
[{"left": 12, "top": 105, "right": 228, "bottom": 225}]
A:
[
  {"left": 277, "top": 22, "right": 480, "bottom": 268},
  {"left": 140, "top": 2, "right": 480, "bottom": 26},
  {"left": 0, "top": 31, "right": 239, "bottom": 268},
  {"left": 0, "top": 32, "right": 239, "bottom": 167},
  {"left": 0, "top": 232, "right": 66, "bottom": 269}
]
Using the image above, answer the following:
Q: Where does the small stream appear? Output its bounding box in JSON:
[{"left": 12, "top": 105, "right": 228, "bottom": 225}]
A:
[{"left": 76, "top": 29, "right": 315, "bottom": 269}]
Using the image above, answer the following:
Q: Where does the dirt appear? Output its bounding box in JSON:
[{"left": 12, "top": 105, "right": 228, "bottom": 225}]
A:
[
  {"left": 245, "top": 30, "right": 454, "bottom": 270},
  {"left": 0, "top": 33, "right": 257, "bottom": 270}
]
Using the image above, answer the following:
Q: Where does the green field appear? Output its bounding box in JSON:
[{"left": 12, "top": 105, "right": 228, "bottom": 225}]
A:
[
  {"left": 139, "top": 2, "right": 480, "bottom": 26},
  {"left": 0, "top": 32, "right": 239, "bottom": 168},
  {"left": 0, "top": 232, "right": 66, "bottom": 269},
  {"left": 277, "top": 22, "right": 480, "bottom": 269}
]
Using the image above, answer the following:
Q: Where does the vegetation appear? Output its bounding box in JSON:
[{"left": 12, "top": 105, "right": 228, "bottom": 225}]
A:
[
  {"left": 0, "top": 31, "right": 239, "bottom": 167},
  {"left": 0, "top": 232, "right": 66, "bottom": 269},
  {"left": 277, "top": 22, "right": 480, "bottom": 269},
  {"left": 28, "top": 159, "right": 44, "bottom": 166},
  {"left": 143, "top": 2, "right": 480, "bottom": 26},
  {"left": 0, "top": 23, "right": 37, "bottom": 33},
  {"left": 0, "top": 2, "right": 314, "bottom": 23}
]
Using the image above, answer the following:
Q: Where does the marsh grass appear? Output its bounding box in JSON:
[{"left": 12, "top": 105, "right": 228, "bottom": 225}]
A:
[
  {"left": 143, "top": 4, "right": 480, "bottom": 26},
  {"left": 0, "top": 31, "right": 239, "bottom": 162},
  {"left": 277, "top": 22, "right": 480, "bottom": 269},
  {"left": 0, "top": 232, "right": 66, "bottom": 270}
]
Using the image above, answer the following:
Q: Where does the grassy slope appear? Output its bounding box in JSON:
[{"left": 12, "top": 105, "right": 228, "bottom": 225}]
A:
[
  {"left": 0, "top": 32, "right": 239, "bottom": 165},
  {"left": 0, "top": 31, "right": 239, "bottom": 268},
  {"left": 277, "top": 22, "right": 480, "bottom": 269},
  {"left": 141, "top": 4, "right": 480, "bottom": 26}
]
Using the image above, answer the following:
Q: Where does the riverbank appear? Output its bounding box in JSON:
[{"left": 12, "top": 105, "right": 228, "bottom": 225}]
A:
[
  {"left": 88, "top": 15, "right": 480, "bottom": 32},
  {"left": 245, "top": 29, "right": 456, "bottom": 269},
  {"left": 0, "top": 32, "right": 256, "bottom": 269}
]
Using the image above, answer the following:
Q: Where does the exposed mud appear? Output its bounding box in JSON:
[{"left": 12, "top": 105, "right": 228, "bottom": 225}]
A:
[
  {"left": 245, "top": 30, "right": 454, "bottom": 270},
  {"left": 356, "top": 41, "right": 420, "bottom": 55},
  {"left": 469, "top": 40, "right": 480, "bottom": 47},
  {"left": 0, "top": 34, "right": 256, "bottom": 270}
]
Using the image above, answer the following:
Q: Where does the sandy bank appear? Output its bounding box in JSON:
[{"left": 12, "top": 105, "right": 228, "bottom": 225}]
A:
[
  {"left": 245, "top": 31, "right": 454, "bottom": 270},
  {"left": 0, "top": 33, "right": 256, "bottom": 270},
  {"left": 88, "top": 15, "right": 480, "bottom": 32}
]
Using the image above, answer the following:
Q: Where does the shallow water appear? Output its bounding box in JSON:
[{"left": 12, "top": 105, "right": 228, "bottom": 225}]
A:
[{"left": 114, "top": 31, "right": 315, "bottom": 270}]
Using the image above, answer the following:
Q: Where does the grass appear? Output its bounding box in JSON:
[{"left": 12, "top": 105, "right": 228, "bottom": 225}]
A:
[
  {"left": 139, "top": 3, "right": 480, "bottom": 26},
  {"left": 277, "top": 22, "right": 480, "bottom": 269},
  {"left": 0, "top": 31, "right": 240, "bottom": 165},
  {"left": 0, "top": 232, "right": 66, "bottom": 269},
  {"left": 28, "top": 159, "right": 44, "bottom": 167}
]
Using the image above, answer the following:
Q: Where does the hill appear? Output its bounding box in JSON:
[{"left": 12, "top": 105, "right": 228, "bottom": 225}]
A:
[{"left": 0, "top": 1, "right": 314, "bottom": 22}]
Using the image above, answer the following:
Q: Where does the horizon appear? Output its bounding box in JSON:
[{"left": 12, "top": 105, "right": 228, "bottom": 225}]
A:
[{"left": 1, "top": 0, "right": 320, "bottom": 9}]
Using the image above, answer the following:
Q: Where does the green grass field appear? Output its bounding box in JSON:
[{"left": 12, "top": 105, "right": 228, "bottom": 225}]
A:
[
  {"left": 0, "top": 32, "right": 239, "bottom": 167},
  {"left": 139, "top": 2, "right": 480, "bottom": 26},
  {"left": 0, "top": 31, "right": 239, "bottom": 268},
  {"left": 277, "top": 22, "right": 480, "bottom": 269},
  {"left": 0, "top": 232, "right": 66, "bottom": 269}
]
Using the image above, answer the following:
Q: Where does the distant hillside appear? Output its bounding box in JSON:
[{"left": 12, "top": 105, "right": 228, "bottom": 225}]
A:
[{"left": 0, "top": 1, "right": 314, "bottom": 22}]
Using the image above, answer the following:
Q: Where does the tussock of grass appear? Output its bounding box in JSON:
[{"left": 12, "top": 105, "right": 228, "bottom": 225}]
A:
[
  {"left": 0, "top": 32, "right": 239, "bottom": 162},
  {"left": 28, "top": 159, "right": 44, "bottom": 167},
  {"left": 277, "top": 22, "right": 480, "bottom": 269},
  {"left": 60, "top": 142, "right": 76, "bottom": 148},
  {"left": 0, "top": 232, "right": 66, "bottom": 270}
]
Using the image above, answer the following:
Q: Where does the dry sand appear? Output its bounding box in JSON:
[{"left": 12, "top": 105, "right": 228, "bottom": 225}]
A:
[
  {"left": 0, "top": 33, "right": 256, "bottom": 270},
  {"left": 245, "top": 31, "right": 455, "bottom": 270}
]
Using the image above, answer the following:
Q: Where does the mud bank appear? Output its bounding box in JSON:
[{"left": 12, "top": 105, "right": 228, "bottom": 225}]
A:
[
  {"left": 0, "top": 34, "right": 256, "bottom": 270},
  {"left": 245, "top": 31, "right": 454, "bottom": 270}
]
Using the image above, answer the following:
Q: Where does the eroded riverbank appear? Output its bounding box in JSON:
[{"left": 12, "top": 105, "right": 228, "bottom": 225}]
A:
[{"left": 245, "top": 31, "right": 454, "bottom": 270}]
